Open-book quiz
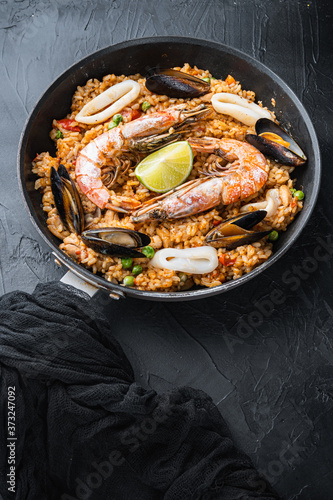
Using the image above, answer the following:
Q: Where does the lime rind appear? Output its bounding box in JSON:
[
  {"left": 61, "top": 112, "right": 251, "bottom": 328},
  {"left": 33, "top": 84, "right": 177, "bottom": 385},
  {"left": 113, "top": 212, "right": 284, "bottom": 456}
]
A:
[{"left": 135, "top": 141, "right": 193, "bottom": 193}]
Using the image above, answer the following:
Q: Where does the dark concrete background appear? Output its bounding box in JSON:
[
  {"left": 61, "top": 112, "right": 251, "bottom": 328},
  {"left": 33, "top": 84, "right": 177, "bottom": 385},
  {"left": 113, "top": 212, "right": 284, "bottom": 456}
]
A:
[{"left": 1, "top": 0, "right": 333, "bottom": 498}]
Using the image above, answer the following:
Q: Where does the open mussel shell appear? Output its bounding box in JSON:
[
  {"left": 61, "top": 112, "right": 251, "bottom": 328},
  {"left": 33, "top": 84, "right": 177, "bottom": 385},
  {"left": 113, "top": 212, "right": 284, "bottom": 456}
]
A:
[
  {"left": 81, "top": 228, "right": 151, "bottom": 257},
  {"left": 246, "top": 118, "right": 307, "bottom": 166},
  {"left": 50, "top": 164, "right": 84, "bottom": 235},
  {"left": 145, "top": 69, "right": 210, "bottom": 98},
  {"left": 205, "top": 210, "right": 270, "bottom": 250}
]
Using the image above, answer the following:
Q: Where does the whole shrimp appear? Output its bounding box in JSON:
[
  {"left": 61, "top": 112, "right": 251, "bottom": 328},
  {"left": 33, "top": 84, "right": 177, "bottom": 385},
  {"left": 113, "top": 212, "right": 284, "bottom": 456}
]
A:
[
  {"left": 75, "top": 105, "right": 210, "bottom": 212},
  {"left": 132, "top": 137, "right": 268, "bottom": 222}
]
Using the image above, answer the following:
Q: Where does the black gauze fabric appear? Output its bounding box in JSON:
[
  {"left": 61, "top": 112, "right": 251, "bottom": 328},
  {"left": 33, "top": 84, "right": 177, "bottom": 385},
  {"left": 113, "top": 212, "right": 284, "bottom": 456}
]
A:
[{"left": 0, "top": 282, "right": 280, "bottom": 500}]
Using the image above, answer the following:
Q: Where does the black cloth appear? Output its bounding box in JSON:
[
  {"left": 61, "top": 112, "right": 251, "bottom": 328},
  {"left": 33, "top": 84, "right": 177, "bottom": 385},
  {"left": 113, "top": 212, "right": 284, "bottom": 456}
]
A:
[{"left": 0, "top": 282, "right": 280, "bottom": 500}]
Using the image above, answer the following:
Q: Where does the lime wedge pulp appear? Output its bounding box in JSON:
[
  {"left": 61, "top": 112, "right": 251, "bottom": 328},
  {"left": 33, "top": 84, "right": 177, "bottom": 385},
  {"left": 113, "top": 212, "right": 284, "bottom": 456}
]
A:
[{"left": 135, "top": 141, "right": 193, "bottom": 193}]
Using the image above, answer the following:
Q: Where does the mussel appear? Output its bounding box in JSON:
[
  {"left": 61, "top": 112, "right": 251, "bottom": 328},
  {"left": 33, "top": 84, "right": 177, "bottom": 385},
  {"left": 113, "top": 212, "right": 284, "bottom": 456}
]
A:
[
  {"left": 204, "top": 210, "right": 270, "bottom": 250},
  {"left": 50, "top": 164, "right": 84, "bottom": 234},
  {"left": 246, "top": 118, "right": 307, "bottom": 166},
  {"left": 145, "top": 69, "right": 210, "bottom": 98},
  {"left": 81, "top": 228, "right": 151, "bottom": 257}
]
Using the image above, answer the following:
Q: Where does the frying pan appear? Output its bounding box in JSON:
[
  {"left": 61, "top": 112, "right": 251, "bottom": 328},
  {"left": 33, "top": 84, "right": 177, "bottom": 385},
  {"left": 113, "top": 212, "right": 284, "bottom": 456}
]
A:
[{"left": 18, "top": 37, "right": 321, "bottom": 301}]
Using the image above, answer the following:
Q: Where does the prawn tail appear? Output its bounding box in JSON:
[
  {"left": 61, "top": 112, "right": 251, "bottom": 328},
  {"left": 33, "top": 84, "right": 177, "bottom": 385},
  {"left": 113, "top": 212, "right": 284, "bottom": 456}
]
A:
[{"left": 107, "top": 195, "right": 141, "bottom": 212}]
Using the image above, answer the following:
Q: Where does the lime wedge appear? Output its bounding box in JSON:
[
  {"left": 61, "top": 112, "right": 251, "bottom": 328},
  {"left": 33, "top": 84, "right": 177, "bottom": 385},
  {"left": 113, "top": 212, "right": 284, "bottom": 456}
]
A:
[{"left": 135, "top": 141, "right": 193, "bottom": 193}]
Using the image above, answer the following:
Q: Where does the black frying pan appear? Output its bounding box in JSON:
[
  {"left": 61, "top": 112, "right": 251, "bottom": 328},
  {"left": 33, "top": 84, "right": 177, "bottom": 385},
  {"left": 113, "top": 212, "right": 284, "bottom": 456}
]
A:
[{"left": 18, "top": 37, "right": 321, "bottom": 301}]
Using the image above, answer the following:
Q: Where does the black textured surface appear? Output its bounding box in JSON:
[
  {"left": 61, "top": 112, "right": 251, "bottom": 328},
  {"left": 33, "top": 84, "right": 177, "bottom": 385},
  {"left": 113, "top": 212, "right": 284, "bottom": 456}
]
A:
[
  {"left": 1, "top": 1, "right": 333, "bottom": 499},
  {"left": 0, "top": 282, "right": 280, "bottom": 500}
]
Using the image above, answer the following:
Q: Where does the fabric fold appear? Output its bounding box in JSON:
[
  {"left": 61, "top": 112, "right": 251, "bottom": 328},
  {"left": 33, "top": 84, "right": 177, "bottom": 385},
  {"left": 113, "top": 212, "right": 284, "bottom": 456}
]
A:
[{"left": 0, "top": 282, "right": 279, "bottom": 500}]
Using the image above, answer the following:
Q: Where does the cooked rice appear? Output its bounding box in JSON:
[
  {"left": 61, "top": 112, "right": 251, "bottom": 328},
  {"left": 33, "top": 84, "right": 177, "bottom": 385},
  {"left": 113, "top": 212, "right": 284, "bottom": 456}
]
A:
[{"left": 32, "top": 64, "right": 303, "bottom": 292}]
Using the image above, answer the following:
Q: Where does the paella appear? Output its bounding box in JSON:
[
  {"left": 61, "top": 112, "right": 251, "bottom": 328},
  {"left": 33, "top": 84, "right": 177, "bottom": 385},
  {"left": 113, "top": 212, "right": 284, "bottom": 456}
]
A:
[{"left": 32, "top": 64, "right": 306, "bottom": 292}]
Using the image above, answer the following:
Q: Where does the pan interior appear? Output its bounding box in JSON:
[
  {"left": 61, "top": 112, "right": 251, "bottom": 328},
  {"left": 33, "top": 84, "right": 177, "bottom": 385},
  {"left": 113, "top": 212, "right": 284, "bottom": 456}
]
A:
[{"left": 19, "top": 37, "right": 320, "bottom": 301}]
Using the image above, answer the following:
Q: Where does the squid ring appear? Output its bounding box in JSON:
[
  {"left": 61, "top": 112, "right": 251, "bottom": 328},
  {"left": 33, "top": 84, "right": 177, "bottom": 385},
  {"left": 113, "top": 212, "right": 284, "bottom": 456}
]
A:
[
  {"left": 75, "top": 80, "right": 141, "bottom": 125},
  {"left": 150, "top": 246, "right": 218, "bottom": 274},
  {"left": 240, "top": 188, "right": 280, "bottom": 218},
  {"left": 211, "top": 93, "right": 272, "bottom": 126}
]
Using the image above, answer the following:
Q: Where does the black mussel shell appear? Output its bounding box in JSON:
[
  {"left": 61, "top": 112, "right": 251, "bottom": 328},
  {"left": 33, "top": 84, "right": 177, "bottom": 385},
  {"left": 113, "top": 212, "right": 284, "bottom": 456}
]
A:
[
  {"left": 145, "top": 69, "right": 210, "bottom": 98},
  {"left": 205, "top": 210, "right": 270, "bottom": 250},
  {"left": 81, "top": 228, "right": 151, "bottom": 258},
  {"left": 246, "top": 118, "right": 307, "bottom": 166},
  {"left": 223, "top": 210, "right": 267, "bottom": 230},
  {"left": 50, "top": 165, "right": 84, "bottom": 234},
  {"left": 256, "top": 119, "right": 307, "bottom": 159}
]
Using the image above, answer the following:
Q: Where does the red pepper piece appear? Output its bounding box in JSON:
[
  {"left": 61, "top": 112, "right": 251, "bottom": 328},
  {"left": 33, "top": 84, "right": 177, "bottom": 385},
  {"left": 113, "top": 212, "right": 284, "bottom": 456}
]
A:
[
  {"left": 219, "top": 255, "right": 237, "bottom": 267},
  {"left": 56, "top": 119, "right": 81, "bottom": 132},
  {"left": 121, "top": 108, "right": 142, "bottom": 122}
]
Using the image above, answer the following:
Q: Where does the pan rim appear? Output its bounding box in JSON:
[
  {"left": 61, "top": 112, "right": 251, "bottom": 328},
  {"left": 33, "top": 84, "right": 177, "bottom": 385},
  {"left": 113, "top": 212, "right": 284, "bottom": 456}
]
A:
[{"left": 18, "top": 35, "right": 321, "bottom": 301}]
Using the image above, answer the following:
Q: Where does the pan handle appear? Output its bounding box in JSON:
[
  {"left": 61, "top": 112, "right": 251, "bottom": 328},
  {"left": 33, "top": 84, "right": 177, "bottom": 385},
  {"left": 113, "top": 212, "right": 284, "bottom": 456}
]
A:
[
  {"left": 60, "top": 271, "right": 99, "bottom": 297},
  {"left": 53, "top": 252, "right": 125, "bottom": 300}
]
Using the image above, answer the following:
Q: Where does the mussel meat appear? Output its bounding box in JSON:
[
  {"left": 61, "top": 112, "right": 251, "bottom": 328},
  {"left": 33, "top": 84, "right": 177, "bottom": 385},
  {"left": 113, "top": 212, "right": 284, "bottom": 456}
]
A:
[
  {"left": 204, "top": 210, "right": 270, "bottom": 250},
  {"left": 246, "top": 118, "right": 307, "bottom": 166},
  {"left": 81, "top": 228, "right": 151, "bottom": 257},
  {"left": 50, "top": 164, "right": 84, "bottom": 235},
  {"left": 145, "top": 69, "right": 210, "bottom": 98}
]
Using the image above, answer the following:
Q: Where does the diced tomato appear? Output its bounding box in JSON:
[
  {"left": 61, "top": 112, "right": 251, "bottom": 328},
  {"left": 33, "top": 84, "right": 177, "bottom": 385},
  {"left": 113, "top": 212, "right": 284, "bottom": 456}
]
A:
[
  {"left": 212, "top": 220, "right": 221, "bottom": 226},
  {"left": 219, "top": 254, "right": 237, "bottom": 267},
  {"left": 225, "top": 74, "right": 236, "bottom": 85},
  {"left": 131, "top": 109, "right": 142, "bottom": 120},
  {"left": 56, "top": 119, "right": 81, "bottom": 132},
  {"left": 121, "top": 108, "right": 142, "bottom": 122}
]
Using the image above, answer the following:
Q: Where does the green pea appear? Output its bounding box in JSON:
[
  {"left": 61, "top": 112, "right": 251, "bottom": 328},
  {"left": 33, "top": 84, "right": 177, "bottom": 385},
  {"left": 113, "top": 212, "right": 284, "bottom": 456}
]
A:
[
  {"left": 113, "top": 113, "right": 123, "bottom": 125},
  {"left": 141, "top": 246, "right": 155, "bottom": 259},
  {"left": 108, "top": 113, "right": 123, "bottom": 129},
  {"left": 201, "top": 77, "right": 211, "bottom": 83},
  {"left": 123, "top": 275, "right": 135, "bottom": 287},
  {"left": 141, "top": 101, "right": 151, "bottom": 112},
  {"left": 56, "top": 130, "right": 63, "bottom": 139},
  {"left": 121, "top": 257, "right": 133, "bottom": 269},
  {"left": 290, "top": 188, "right": 297, "bottom": 196},
  {"left": 132, "top": 265, "right": 143, "bottom": 276},
  {"left": 268, "top": 230, "right": 279, "bottom": 242},
  {"left": 294, "top": 190, "right": 304, "bottom": 200}
]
